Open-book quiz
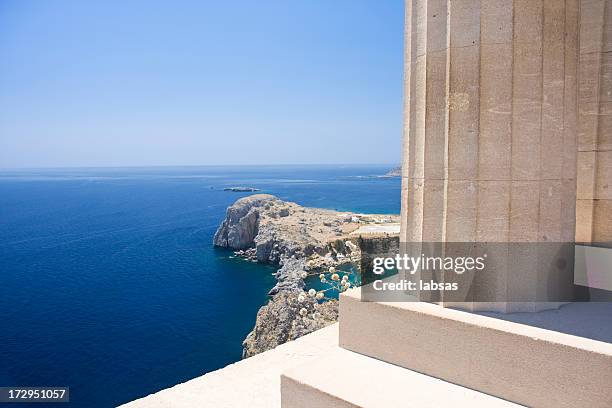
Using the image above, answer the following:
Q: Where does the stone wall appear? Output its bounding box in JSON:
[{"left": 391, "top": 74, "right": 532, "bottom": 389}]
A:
[{"left": 577, "top": 0, "right": 612, "bottom": 247}]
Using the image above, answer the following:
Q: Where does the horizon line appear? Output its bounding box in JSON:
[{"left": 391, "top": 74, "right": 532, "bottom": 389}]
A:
[{"left": 0, "top": 162, "right": 400, "bottom": 171}]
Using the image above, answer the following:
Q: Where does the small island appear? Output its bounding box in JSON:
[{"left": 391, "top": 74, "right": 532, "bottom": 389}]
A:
[
  {"left": 223, "top": 187, "right": 261, "bottom": 192},
  {"left": 378, "top": 166, "right": 401, "bottom": 178}
]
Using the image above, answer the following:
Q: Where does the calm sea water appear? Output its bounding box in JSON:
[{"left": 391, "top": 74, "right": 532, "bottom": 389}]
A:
[{"left": 0, "top": 165, "right": 400, "bottom": 407}]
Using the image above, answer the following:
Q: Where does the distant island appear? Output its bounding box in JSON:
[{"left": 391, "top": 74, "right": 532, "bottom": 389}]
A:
[
  {"left": 223, "top": 187, "right": 261, "bottom": 192},
  {"left": 378, "top": 166, "right": 401, "bottom": 178}
]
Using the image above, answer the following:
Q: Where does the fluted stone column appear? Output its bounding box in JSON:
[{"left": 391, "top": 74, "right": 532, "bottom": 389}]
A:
[
  {"left": 577, "top": 0, "right": 612, "bottom": 246},
  {"left": 400, "top": 0, "right": 579, "bottom": 312}
]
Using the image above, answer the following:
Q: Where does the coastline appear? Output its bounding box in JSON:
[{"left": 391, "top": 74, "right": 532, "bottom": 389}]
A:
[
  {"left": 0, "top": 165, "right": 401, "bottom": 407},
  {"left": 213, "top": 194, "right": 400, "bottom": 356}
]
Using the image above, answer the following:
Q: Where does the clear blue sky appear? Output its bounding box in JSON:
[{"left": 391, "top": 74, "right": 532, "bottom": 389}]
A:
[{"left": 0, "top": 0, "right": 403, "bottom": 168}]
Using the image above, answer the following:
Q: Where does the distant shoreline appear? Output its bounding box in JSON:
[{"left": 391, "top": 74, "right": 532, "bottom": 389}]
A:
[{"left": 0, "top": 163, "right": 400, "bottom": 172}]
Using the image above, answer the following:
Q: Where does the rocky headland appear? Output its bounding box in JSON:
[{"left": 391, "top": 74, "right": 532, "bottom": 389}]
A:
[{"left": 213, "top": 194, "right": 399, "bottom": 357}]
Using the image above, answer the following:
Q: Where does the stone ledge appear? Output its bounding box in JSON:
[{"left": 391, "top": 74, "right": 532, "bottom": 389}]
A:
[{"left": 119, "top": 324, "right": 339, "bottom": 408}]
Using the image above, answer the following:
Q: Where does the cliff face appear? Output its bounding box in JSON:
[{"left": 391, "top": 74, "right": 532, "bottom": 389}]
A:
[
  {"left": 213, "top": 194, "right": 276, "bottom": 249},
  {"left": 241, "top": 289, "right": 339, "bottom": 357},
  {"left": 213, "top": 194, "right": 399, "bottom": 357},
  {"left": 214, "top": 194, "right": 364, "bottom": 259}
]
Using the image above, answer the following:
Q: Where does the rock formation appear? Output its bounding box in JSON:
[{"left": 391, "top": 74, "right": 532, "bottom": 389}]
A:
[
  {"left": 241, "top": 291, "right": 338, "bottom": 357},
  {"left": 213, "top": 194, "right": 273, "bottom": 249},
  {"left": 213, "top": 194, "right": 399, "bottom": 357}
]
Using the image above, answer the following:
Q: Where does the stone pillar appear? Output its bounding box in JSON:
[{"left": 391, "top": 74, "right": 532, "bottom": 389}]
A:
[
  {"left": 577, "top": 0, "right": 612, "bottom": 247},
  {"left": 400, "top": 0, "right": 579, "bottom": 312}
]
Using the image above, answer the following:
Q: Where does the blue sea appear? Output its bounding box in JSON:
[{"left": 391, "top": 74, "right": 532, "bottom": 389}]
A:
[{"left": 0, "top": 165, "right": 400, "bottom": 407}]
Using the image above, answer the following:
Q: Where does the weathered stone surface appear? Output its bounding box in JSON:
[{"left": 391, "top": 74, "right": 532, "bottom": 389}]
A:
[
  {"left": 577, "top": 0, "right": 612, "bottom": 246},
  {"left": 402, "top": 0, "right": 579, "bottom": 312}
]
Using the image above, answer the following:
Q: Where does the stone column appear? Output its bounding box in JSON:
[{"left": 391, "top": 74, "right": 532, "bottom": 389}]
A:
[
  {"left": 400, "top": 0, "right": 579, "bottom": 312},
  {"left": 577, "top": 0, "right": 612, "bottom": 247}
]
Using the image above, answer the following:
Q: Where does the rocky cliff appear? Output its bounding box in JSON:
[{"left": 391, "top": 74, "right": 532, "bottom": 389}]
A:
[
  {"left": 213, "top": 194, "right": 399, "bottom": 357},
  {"left": 213, "top": 194, "right": 272, "bottom": 249}
]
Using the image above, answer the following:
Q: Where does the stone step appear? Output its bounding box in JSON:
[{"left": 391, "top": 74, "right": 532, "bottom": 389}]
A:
[
  {"left": 281, "top": 347, "right": 522, "bottom": 408},
  {"left": 339, "top": 286, "right": 612, "bottom": 408}
]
